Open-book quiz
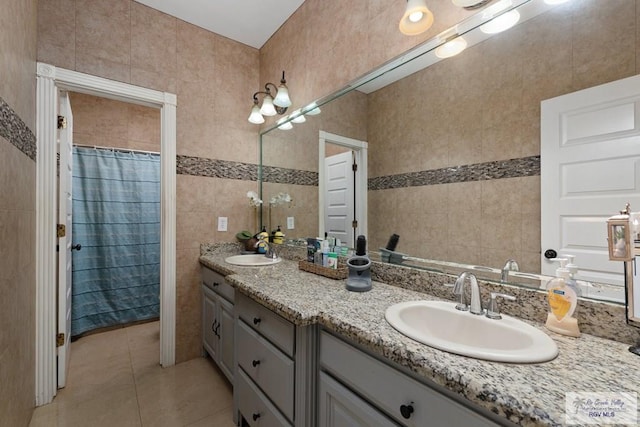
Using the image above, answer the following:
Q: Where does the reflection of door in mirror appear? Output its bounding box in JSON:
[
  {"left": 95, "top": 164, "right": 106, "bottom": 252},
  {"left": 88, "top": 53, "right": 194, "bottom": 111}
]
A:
[
  {"left": 541, "top": 74, "right": 640, "bottom": 287},
  {"left": 319, "top": 132, "right": 368, "bottom": 249},
  {"left": 627, "top": 256, "right": 640, "bottom": 356}
]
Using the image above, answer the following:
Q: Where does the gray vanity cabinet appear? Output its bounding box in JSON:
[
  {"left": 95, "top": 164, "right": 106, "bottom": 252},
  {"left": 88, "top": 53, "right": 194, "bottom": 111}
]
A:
[
  {"left": 234, "top": 293, "right": 315, "bottom": 427},
  {"left": 201, "top": 266, "right": 235, "bottom": 384},
  {"left": 318, "top": 331, "right": 509, "bottom": 427}
]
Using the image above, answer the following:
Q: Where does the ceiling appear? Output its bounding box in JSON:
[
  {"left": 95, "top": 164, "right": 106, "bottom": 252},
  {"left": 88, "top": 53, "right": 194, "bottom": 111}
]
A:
[{"left": 135, "top": 0, "right": 306, "bottom": 49}]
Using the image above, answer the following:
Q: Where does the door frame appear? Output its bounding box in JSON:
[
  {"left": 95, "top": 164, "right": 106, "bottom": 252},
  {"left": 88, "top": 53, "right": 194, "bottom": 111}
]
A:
[
  {"left": 35, "top": 63, "right": 177, "bottom": 405},
  {"left": 318, "top": 131, "right": 368, "bottom": 243}
]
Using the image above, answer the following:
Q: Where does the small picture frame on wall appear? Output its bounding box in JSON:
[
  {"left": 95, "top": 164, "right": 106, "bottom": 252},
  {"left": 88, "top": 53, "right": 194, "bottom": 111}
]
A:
[{"left": 607, "top": 212, "right": 633, "bottom": 261}]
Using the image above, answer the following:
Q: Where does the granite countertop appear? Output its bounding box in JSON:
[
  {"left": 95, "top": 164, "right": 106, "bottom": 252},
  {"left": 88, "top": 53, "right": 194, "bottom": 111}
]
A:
[{"left": 200, "top": 246, "right": 640, "bottom": 427}]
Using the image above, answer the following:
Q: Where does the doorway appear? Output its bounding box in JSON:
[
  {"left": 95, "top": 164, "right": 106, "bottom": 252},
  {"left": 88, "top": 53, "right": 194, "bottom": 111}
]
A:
[
  {"left": 318, "top": 131, "right": 368, "bottom": 248},
  {"left": 36, "top": 63, "right": 177, "bottom": 406}
]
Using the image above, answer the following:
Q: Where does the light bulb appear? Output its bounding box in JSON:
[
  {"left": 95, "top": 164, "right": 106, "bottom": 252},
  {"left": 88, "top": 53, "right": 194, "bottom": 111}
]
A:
[
  {"left": 277, "top": 117, "right": 293, "bottom": 130},
  {"left": 435, "top": 37, "right": 467, "bottom": 58},
  {"left": 248, "top": 104, "right": 264, "bottom": 124},
  {"left": 290, "top": 109, "right": 306, "bottom": 123},
  {"left": 259, "top": 95, "right": 277, "bottom": 116},
  {"left": 409, "top": 11, "right": 424, "bottom": 23}
]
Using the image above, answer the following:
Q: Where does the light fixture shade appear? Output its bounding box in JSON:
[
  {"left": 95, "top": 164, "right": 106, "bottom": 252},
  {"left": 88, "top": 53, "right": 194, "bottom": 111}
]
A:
[
  {"left": 290, "top": 109, "right": 306, "bottom": 123},
  {"left": 435, "top": 37, "right": 467, "bottom": 58},
  {"left": 480, "top": 9, "right": 520, "bottom": 34},
  {"left": 260, "top": 95, "right": 277, "bottom": 116},
  {"left": 399, "top": 0, "right": 434, "bottom": 36},
  {"left": 273, "top": 85, "right": 292, "bottom": 108},
  {"left": 305, "top": 102, "right": 321, "bottom": 116},
  {"left": 277, "top": 117, "right": 293, "bottom": 130},
  {"left": 248, "top": 104, "right": 265, "bottom": 124}
]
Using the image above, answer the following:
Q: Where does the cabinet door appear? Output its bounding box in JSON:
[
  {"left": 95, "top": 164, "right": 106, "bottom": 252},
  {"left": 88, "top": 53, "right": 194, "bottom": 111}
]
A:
[
  {"left": 202, "top": 285, "right": 218, "bottom": 359},
  {"left": 318, "top": 372, "right": 399, "bottom": 427},
  {"left": 218, "top": 297, "right": 235, "bottom": 383}
]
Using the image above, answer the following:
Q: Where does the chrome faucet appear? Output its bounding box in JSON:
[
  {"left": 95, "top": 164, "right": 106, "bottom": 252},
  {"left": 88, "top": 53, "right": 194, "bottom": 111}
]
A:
[
  {"left": 453, "top": 272, "right": 483, "bottom": 315},
  {"left": 255, "top": 239, "right": 279, "bottom": 259},
  {"left": 501, "top": 259, "right": 519, "bottom": 283}
]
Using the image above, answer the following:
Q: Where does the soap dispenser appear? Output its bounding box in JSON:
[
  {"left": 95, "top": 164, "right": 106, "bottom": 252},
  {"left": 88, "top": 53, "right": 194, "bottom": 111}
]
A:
[
  {"left": 346, "top": 235, "right": 372, "bottom": 292},
  {"left": 563, "top": 254, "right": 582, "bottom": 297},
  {"left": 545, "top": 258, "right": 580, "bottom": 337}
]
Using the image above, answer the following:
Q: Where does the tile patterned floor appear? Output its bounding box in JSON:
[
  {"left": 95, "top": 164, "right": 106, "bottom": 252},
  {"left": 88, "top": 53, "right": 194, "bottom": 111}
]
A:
[{"left": 29, "top": 322, "right": 235, "bottom": 427}]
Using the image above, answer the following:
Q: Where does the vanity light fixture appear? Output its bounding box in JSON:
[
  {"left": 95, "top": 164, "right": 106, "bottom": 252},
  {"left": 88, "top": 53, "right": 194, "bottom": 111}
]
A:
[
  {"left": 304, "top": 102, "right": 321, "bottom": 116},
  {"left": 290, "top": 109, "right": 306, "bottom": 123},
  {"left": 247, "top": 71, "right": 292, "bottom": 124},
  {"left": 435, "top": 37, "right": 468, "bottom": 58},
  {"left": 277, "top": 117, "right": 293, "bottom": 130},
  {"left": 399, "top": 0, "right": 434, "bottom": 36},
  {"left": 452, "top": 0, "right": 493, "bottom": 9},
  {"left": 480, "top": 9, "right": 520, "bottom": 34}
]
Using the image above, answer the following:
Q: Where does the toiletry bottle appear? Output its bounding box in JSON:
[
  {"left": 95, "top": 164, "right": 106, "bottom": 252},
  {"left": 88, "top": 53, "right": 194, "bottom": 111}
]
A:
[
  {"left": 327, "top": 252, "right": 338, "bottom": 269},
  {"left": 274, "top": 226, "right": 284, "bottom": 244},
  {"left": 563, "top": 254, "right": 582, "bottom": 297},
  {"left": 545, "top": 259, "right": 580, "bottom": 337},
  {"left": 321, "top": 239, "right": 330, "bottom": 267},
  {"left": 306, "top": 238, "right": 317, "bottom": 262}
]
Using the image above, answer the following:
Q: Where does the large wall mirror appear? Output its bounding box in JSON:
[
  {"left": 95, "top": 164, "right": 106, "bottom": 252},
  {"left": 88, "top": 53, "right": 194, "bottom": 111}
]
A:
[{"left": 259, "top": 0, "right": 638, "bottom": 306}]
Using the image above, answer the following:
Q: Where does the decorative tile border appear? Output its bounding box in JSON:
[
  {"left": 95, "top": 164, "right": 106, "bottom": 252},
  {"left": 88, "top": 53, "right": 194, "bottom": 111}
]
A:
[
  {"left": 177, "top": 155, "right": 258, "bottom": 181},
  {"left": 177, "top": 155, "right": 540, "bottom": 190},
  {"left": 0, "top": 97, "right": 36, "bottom": 161},
  {"left": 262, "top": 165, "right": 317, "bottom": 186},
  {"left": 368, "top": 156, "right": 540, "bottom": 190}
]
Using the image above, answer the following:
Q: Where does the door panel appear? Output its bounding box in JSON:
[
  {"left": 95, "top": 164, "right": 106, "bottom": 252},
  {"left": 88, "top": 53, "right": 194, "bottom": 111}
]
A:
[
  {"left": 325, "top": 151, "right": 354, "bottom": 247},
  {"left": 541, "top": 74, "right": 640, "bottom": 287},
  {"left": 57, "top": 91, "right": 73, "bottom": 388}
]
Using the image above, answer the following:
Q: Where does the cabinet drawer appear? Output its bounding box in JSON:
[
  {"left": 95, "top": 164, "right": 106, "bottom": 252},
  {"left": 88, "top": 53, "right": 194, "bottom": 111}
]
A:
[
  {"left": 319, "top": 331, "right": 500, "bottom": 427},
  {"left": 237, "top": 320, "right": 294, "bottom": 421},
  {"left": 237, "top": 294, "right": 294, "bottom": 357},
  {"left": 201, "top": 266, "right": 235, "bottom": 302},
  {"left": 237, "top": 368, "right": 292, "bottom": 427},
  {"left": 318, "top": 371, "right": 399, "bottom": 427}
]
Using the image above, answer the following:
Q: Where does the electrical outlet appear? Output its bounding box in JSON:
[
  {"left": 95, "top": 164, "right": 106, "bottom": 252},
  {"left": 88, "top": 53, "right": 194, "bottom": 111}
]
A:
[
  {"left": 287, "top": 216, "right": 295, "bottom": 230},
  {"left": 217, "top": 216, "right": 228, "bottom": 232}
]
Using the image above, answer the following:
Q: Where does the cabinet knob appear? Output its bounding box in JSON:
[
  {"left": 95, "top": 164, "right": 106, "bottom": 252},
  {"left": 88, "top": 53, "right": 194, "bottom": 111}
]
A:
[
  {"left": 252, "top": 359, "right": 260, "bottom": 367},
  {"left": 211, "top": 320, "right": 217, "bottom": 333},
  {"left": 253, "top": 317, "right": 261, "bottom": 325},
  {"left": 252, "top": 413, "right": 261, "bottom": 421},
  {"left": 213, "top": 282, "right": 220, "bottom": 287},
  {"left": 400, "top": 403, "right": 414, "bottom": 419}
]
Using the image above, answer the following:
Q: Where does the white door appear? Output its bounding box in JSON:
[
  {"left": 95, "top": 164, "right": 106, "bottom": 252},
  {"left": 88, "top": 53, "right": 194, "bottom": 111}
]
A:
[
  {"left": 541, "top": 74, "right": 640, "bottom": 286},
  {"left": 57, "top": 91, "right": 74, "bottom": 388},
  {"left": 325, "top": 151, "right": 355, "bottom": 248}
]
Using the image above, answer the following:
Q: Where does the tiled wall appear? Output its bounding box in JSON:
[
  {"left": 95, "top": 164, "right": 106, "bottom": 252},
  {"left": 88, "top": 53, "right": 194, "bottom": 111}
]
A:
[
  {"left": 0, "top": 0, "right": 38, "bottom": 424},
  {"left": 70, "top": 93, "right": 160, "bottom": 152},
  {"left": 37, "top": 0, "right": 260, "bottom": 363},
  {"left": 366, "top": 0, "right": 640, "bottom": 272}
]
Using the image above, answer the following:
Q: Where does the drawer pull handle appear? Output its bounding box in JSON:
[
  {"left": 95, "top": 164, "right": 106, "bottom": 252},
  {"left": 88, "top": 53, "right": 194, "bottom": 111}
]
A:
[
  {"left": 253, "top": 317, "right": 261, "bottom": 325},
  {"left": 252, "top": 359, "right": 260, "bottom": 367},
  {"left": 252, "top": 413, "right": 261, "bottom": 421},
  {"left": 400, "top": 403, "right": 414, "bottom": 419},
  {"left": 211, "top": 320, "right": 217, "bottom": 333}
]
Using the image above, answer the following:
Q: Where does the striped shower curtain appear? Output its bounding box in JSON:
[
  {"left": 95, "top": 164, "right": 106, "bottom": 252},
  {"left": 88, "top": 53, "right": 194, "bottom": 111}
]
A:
[{"left": 71, "top": 147, "right": 160, "bottom": 337}]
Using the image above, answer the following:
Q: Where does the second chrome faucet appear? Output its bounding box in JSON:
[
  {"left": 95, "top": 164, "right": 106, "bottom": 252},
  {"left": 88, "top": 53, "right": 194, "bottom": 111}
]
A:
[{"left": 453, "top": 271, "right": 516, "bottom": 318}]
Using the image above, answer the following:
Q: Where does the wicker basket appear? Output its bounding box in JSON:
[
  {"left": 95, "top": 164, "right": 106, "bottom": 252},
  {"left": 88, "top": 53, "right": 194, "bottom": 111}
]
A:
[{"left": 298, "top": 260, "right": 348, "bottom": 280}]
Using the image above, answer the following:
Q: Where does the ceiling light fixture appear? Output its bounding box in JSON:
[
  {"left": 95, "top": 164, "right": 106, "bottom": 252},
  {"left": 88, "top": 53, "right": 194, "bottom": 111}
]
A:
[
  {"left": 435, "top": 37, "right": 468, "bottom": 58},
  {"left": 480, "top": 9, "right": 520, "bottom": 34},
  {"left": 399, "top": 0, "right": 434, "bottom": 36},
  {"left": 247, "top": 71, "right": 292, "bottom": 124}
]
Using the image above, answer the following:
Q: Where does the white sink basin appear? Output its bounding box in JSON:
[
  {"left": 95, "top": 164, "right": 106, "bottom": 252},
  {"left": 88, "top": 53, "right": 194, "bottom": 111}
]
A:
[
  {"left": 225, "top": 254, "right": 282, "bottom": 266},
  {"left": 385, "top": 300, "right": 558, "bottom": 363}
]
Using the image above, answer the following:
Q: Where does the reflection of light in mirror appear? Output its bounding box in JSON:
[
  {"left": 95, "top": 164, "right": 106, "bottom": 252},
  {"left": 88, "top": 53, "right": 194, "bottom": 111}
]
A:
[
  {"left": 480, "top": 9, "right": 520, "bottom": 34},
  {"left": 435, "top": 37, "right": 468, "bottom": 58},
  {"left": 277, "top": 117, "right": 293, "bottom": 130},
  {"left": 305, "top": 102, "right": 321, "bottom": 115},
  {"left": 290, "top": 109, "right": 306, "bottom": 123},
  {"left": 544, "top": 0, "right": 570, "bottom": 4}
]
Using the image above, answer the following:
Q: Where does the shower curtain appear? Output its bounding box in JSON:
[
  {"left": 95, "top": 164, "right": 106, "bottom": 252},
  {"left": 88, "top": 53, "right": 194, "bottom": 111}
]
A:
[{"left": 71, "top": 147, "right": 160, "bottom": 337}]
